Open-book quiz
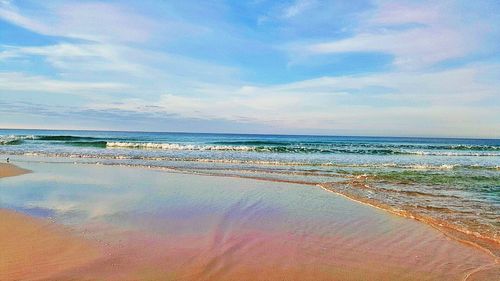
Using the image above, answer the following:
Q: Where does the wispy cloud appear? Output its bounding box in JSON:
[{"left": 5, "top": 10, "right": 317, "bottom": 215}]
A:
[
  {"left": 283, "top": 0, "right": 317, "bottom": 18},
  {"left": 366, "top": 1, "right": 441, "bottom": 26},
  {"left": 306, "top": 27, "right": 472, "bottom": 69},
  {"left": 0, "top": 1, "right": 165, "bottom": 43},
  {"left": 0, "top": 72, "right": 127, "bottom": 93},
  {"left": 290, "top": 1, "right": 495, "bottom": 70}
]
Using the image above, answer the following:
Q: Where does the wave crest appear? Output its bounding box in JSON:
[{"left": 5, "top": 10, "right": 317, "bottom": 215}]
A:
[
  {"left": 0, "top": 135, "right": 34, "bottom": 145},
  {"left": 106, "top": 142, "right": 254, "bottom": 151}
]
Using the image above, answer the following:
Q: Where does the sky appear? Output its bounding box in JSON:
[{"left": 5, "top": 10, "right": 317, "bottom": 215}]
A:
[{"left": 0, "top": 0, "right": 499, "bottom": 138}]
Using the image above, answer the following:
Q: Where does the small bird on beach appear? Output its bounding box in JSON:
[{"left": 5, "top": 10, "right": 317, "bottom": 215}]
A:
[{"left": 6, "top": 157, "right": 9, "bottom": 163}]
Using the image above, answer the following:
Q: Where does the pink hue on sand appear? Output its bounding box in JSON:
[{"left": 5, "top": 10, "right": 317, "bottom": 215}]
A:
[
  {"left": 0, "top": 163, "right": 498, "bottom": 280},
  {"left": 47, "top": 222, "right": 499, "bottom": 281},
  {"left": 0, "top": 209, "right": 103, "bottom": 281}
]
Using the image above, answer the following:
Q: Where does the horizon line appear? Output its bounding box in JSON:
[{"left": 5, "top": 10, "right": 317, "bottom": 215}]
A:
[{"left": 1, "top": 127, "right": 499, "bottom": 141}]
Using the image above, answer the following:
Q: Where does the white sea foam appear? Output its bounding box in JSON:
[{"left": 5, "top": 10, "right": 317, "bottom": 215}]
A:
[
  {"left": 408, "top": 150, "right": 499, "bottom": 157},
  {"left": 106, "top": 141, "right": 254, "bottom": 151},
  {"left": 402, "top": 164, "right": 458, "bottom": 170}
]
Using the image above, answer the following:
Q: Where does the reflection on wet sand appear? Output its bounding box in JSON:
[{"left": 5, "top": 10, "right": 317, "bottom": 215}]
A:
[{"left": 0, "top": 163, "right": 498, "bottom": 280}]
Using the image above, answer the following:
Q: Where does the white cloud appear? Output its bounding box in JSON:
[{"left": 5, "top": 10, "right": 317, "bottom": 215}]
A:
[
  {"left": 0, "top": 43, "right": 152, "bottom": 76},
  {"left": 0, "top": 72, "right": 127, "bottom": 93},
  {"left": 0, "top": 2, "right": 51, "bottom": 34},
  {"left": 367, "top": 1, "right": 442, "bottom": 25},
  {"left": 308, "top": 27, "right": 472, "bottom": 69},
  {"left": 0, "top": 1, "right": 155, "bottom": 43},
  {"left": 0, "top": 42, "right": 239, "bottom": 92},
  {"left": 0, "top": 1, "right": 205, "bottom": 44},
  {"left": 293, "top": 1, "right": 483, "bottom": 70},
  {"left": 86, "top": 64, "right": 500, "bottom": 137}
]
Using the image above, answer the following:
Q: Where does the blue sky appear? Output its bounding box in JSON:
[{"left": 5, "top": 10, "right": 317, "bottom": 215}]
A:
[{"left": 1, "top": 0, "right": 499, "bottom": 137}]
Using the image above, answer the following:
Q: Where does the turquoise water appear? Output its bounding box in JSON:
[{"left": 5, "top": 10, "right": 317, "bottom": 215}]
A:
[{"left": 1, "top": 129, "right": 499, "bottom": 244}]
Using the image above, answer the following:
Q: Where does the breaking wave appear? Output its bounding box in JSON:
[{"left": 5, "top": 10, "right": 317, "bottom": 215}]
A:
[
  {"left": 105, "top": 141, "right": 500, "bottom": 156},
  {"left": 0, "top": 135, "right": 34, "bottom": 145},
  {"left": 106, "top": 142, "right": 254, "bottom": 151},
  {"left": 1, "top": 134, "right": 499, "bottom": 157}
]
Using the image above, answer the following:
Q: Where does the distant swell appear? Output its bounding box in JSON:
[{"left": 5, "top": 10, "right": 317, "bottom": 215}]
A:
[
  {"left": 36, "top": 135, "right": 100, "bottom": 141},
  {"left": 65, "top": 141, "right": 108, "bottom": 148},
  {"left": 212, "top": 140, "right": 292, "bottom": 146}
]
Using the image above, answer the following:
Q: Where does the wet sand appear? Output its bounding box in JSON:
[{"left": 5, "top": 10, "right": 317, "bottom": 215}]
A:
[
  {"left": 1, "top": 163, "right": 499, "bottom": 280},
  {"left": 0, "top": 209, "right": 102, "bottom": 281},
  {"left": 0, "top": 164, "right": 102, "bottom": 280}
]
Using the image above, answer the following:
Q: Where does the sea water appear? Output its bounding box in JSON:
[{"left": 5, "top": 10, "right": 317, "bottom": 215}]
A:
[{"left": 1, "top": 129, "right": 499, "bottom": 247}]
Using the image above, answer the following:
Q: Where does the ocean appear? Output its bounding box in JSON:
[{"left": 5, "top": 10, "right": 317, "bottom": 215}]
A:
[{"left": 1, "top": 129, "right": 499, "bottom": 249}]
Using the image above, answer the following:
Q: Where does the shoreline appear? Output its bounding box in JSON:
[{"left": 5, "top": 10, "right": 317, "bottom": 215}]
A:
[
  {"left": 316, "top": 183, "right": 500, "bottom": 279},
  {"left": 318, "top": 182, "right": 500, "bottom": 260},
  {"left": 1, "top": 162, "right": 499, "bottom": 280}
]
